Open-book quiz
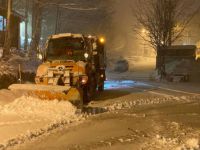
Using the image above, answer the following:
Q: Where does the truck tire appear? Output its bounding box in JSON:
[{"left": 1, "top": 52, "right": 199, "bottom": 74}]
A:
[
  {"left": 83, "top": 75, "right": 97, "bottom": 103},
  {"left": 98, "top": 83, "right": 104, "bottom": 92},
  {"left": 83, "top": 85, "right": 90, "bottom": 103}
]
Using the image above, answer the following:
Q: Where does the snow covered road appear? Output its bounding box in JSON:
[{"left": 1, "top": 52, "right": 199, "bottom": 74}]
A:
[
  {"left": 14, "top": 102, "right": 200, "bottom": 150},
  {"left": 2, "top": 80, "right": 199, "bottom": 150}
]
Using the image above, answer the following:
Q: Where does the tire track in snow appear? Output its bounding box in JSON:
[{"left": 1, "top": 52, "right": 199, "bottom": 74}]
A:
[
  {"left": 133, "top": 86, "right": 176, "bottom": 98},
  {"left": 157, "top": 86, "right": 200, "bottom": 96},
  {"left": 133, "top": 84, "right": 200, "bottom": 98}
]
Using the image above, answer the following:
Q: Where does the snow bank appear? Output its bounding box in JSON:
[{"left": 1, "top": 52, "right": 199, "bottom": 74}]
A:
[
  {"left": 0, "top": 54, "right": 39, "bottom": 77},
  {"left": 185, "top": 138, "right": 200, "bottom": 149},
  {"left": 0, "top": 54, "right": 41, "bottom": 88},
  {"left": 149, "top": 59, "right": 194, "bottom": 81},
  {"left": 7, "top": 54, "right": 40, "bottom": 73},
  {"left": 0, "top": 96, "right": 82, "bottom": 149},
  {"left": 104, "top": 95, "right": 199, "bottom": 112},
  {"left": 0, "top": 90, "right": 23, "bottom": 106},
  {"left": 165, "top": 59, "right": 192, "bottom": 75},
  {"left": 0, "top": 96, "right": 77, "bottom": 121},
  {"left": 175, "top": 138, "right": 200, "bottom": 150}
]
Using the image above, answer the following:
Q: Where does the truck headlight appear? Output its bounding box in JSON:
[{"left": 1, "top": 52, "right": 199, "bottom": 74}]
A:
[
  {"left": 84, "top": 53, "right": 89, "bottom": 59},
  {"left": 80, "top": 76, "right": 88, "bottom": 85}
]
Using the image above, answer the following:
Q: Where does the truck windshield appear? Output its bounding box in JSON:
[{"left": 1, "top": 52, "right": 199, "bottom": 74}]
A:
[{"left": 47, "top": 37, "right": 85, "bottom": 61}]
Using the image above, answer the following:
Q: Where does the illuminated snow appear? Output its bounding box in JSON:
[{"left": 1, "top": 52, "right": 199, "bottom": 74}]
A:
[
  {"left": 104, "top": 80, "right": 150, "bottom": 89},
  {"left": 0, "top": 96, "right": 77, "bottom": 120}
]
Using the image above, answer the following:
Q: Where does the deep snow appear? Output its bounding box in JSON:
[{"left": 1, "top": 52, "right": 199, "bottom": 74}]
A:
[
  {"left": 0, "top": 54, "right": 40, "bottom": 77},
  {"left": 0, "top": 95, "right": 80, "bottom": 148},
  {"left": 0, "top": 96, "right": 77, "bottom": 120}
]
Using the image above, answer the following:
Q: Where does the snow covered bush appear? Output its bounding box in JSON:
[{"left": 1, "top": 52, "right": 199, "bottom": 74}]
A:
[{"left": 0, "top": 54, "right": 41, "bottom": 88}]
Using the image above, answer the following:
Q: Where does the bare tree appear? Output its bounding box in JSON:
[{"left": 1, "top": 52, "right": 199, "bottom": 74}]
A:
[
  {"left": 3, "top": 0, "right": 12, "bottom": 57},
  {"left": 133, "top": 0, "right": 200, "bottom": 70},
  {"left": 24, "top": 0, "right": 29, "bottom": 51},
  {"left": 29, "top": 0, "right": 43, "bottom": 57}
]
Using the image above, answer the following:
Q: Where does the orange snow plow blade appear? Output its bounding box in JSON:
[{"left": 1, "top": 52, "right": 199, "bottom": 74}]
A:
[{"left": 8, "top": 84, "right": 82, "bottom": 107}]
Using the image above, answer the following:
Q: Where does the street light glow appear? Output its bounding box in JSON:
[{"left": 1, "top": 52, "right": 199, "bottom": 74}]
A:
[{"left": 100, "top": 37, "right": 105, "bottom": 43}]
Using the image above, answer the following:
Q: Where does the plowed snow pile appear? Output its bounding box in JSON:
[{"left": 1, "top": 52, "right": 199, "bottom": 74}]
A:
[
  {"left": 0, "top": 54, "right": 40, "bottom": 76},
  {"left": 0, "top": 96, "right": 79, "bottom": 147},
  {"left": 0, "top": 96, "right": 77, "bottom": 120},
  {"left": 165, "top": 59, "right": 192, "bottom": 74},
  {"left": 0, "top": 54, "right": 41, "bottom": 88}
]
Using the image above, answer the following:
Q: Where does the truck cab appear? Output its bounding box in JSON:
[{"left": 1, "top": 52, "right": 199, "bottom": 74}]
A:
[{"left": 36, "top": 33, "right": 106, "bottom": 102}]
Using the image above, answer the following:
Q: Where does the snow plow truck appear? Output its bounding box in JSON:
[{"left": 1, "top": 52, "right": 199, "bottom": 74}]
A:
[{"left": 9, "top": 33, "right": 106, "bottom": 108}]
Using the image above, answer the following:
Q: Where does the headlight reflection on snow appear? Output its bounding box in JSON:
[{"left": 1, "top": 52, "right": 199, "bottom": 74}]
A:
[{"left": 104, "top": 80, "right": 149, "bottom": 90}]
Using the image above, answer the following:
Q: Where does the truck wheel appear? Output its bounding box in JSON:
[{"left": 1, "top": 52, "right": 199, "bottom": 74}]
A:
[
  {"left": 83, "top": 85, "right": 91, "bottom": 104},
  {"left": 98, "top": 83, "right": 104, "bottom": 92}
]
